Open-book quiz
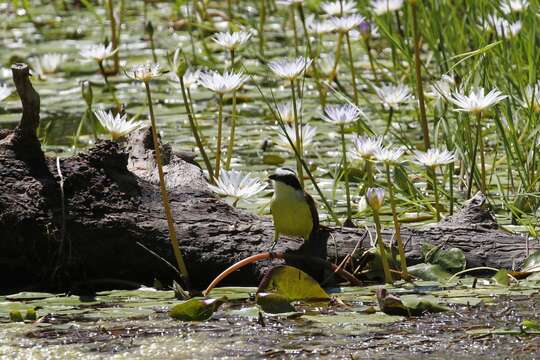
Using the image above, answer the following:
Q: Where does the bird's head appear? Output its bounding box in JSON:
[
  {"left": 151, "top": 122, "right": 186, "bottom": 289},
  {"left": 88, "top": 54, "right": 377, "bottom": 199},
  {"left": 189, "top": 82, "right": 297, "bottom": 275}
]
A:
[{"left": 269, "top": 167, "right": 302, "bottom": 191}]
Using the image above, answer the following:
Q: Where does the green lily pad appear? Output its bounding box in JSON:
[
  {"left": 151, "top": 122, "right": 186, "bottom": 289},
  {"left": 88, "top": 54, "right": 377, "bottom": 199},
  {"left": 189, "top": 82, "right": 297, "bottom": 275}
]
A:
[
  {"left": 256, "top": 293, "right": 296, "bottom": 314},
  {"left": 522, "top": 320, "right": 540, "bottom": 331},
  {"left": 263, "top": 153, "right": 285, "bottom": 165},
  {"left": 377, "top": 289, "right": 449, "bottom": 316},
  {"left": 169, "top": 297, "right": 226, "bottom": 321},
  {"left": 5, "top": 292, "right": 56, "bottom": 301},
  {"left": 493, "top": 269, "right": 509, "bottom": 286},
  {"left": 522, "top": 250, "right": 540, "bottom": 273},
  {"left": 259, "top": 265, "right": 330, "bottom": 302},
  {"left": 408, "top": 263, "right": 452, "bottom": 282},
  {"left": 422, "top": 244, "right": 466, "bottom": 272}
]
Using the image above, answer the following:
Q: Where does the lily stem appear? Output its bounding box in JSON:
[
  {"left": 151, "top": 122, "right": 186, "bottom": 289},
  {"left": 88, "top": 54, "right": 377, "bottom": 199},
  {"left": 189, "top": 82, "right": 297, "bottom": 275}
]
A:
[
  {"left": 290, "top": 79, "right": 304, "bottom": 188},
  {"left": 340, "top": 124, "right": 352, "bottom": 225},
  {"left": 385, "top": 163, "right": 407, "bottom": 276},
  {"left": 373, "top": 209, "right": 393, "bottom": 284},
  {"left": 144, "top": 81, "right": 191, "bottom": 287}
]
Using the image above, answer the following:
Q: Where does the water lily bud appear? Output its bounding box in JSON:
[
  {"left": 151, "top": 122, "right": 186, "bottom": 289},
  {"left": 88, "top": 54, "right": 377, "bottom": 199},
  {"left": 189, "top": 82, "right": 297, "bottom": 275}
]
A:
[
  {"left": 359, "top": 20, "right": 371, "bottom": 41},
  {"left": 81, "top": 80, "right": 93, "bottom": 107},
  {"left": 366, "top": 187, "right": 385, "bottom": 211}
]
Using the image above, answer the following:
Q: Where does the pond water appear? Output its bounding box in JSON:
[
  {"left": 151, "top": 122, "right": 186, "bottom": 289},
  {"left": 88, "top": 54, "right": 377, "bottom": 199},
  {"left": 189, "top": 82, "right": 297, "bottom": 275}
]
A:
[
  {"left": 1, "top": 1, "right": 540, "bottom": 358},
  {"left": 1, "top": 282, "right": 539, "bottom": 359}
]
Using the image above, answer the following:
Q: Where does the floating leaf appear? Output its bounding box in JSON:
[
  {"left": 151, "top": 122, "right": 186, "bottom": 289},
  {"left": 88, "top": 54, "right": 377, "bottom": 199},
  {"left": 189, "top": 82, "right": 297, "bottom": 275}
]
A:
[
  {"left": 6, "top": 292, "right": 56, "bottom": 301},
  {"left": 421, "top": 244, "right": 466, "bottom": 272},
  {"left": 522, "top": 250, "right": 540, "bottom": 273},
  {"left": 263, "top": 153, "right": 285, "bottom": 165},
  {"left": 256, "top": 293, "right": 296, "bottom": 314},
  {"left": 169, "top": 297, "right": 226, "bottom": 321},
  {"left": 493, "top": 269, "right": 509, "bottom": 286},
  {"left": 432, "top": 248, "right": 466, "bottom": 272},
  {"left": 522, "top": 320, "right": 540, "bottom": 332},
  {"left": 377, "top": 289, "right": 449, "bottom": 317},
  {"left": 408, "top": 263, "right": 451, "bottom": 282},
  {"left": 259, "top": 266, "right": 329, "bottom": 302}
]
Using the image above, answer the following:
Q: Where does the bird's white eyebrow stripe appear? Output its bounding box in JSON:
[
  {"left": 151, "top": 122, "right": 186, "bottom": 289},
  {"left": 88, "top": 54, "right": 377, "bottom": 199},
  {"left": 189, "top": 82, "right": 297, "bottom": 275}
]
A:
[{"left": 275, "top": 167, "right": 296, "bottom": 176}]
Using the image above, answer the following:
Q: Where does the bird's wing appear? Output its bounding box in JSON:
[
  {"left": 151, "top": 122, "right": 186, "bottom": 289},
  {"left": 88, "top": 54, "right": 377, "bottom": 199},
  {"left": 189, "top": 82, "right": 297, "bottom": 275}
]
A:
[{"left": 304, "top": 192, "right": 319, "bottom": 233}]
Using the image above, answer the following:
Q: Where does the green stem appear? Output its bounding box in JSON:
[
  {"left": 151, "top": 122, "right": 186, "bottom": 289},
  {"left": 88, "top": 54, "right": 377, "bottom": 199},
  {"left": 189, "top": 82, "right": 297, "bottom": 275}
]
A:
[
  {"left": 215, "top": 94, "right": 224, "bottom": 179},
  {"left": 449, "top": 163, "right": 454, "bottom": 215},
  {"left": 290, "top": 79, "right": 304, "bottom": 188},
  {"left": 431, "top": 166, "right": 441, "bottom": 221},
  {"left": 340, "top": 124, "right": 352, "bottom": 225},
  {"left": 330, "top": 33, "right": 344, "bottom": 81},
  {"left": 291, "top": 6, "right": 299, "bottom": 56},
  {"left": 478, "top": 117, "right": 486, "bottom": 193},
  {"left": 385, "top": 163, "right": 407, "bottom": 276},
  {"left": 345, "top": 32, "right": 359, "bottom": 105},
  {"left": 467, "top": 112, "right": 482, "bottom": 197},
  {"left": 179, "top": 77, "right": 214, "bottom": 182},
  {"left": 411, "top": 1, "right": 430, "bottom": 151},
  {"left": 225, "top": 90, "right": 238, "bottom": 170},
  {"left": 230, "top": 49, "right": 235, "bottom": 70},
  {"left": 98, "top": 61, "right": 120, "bottom": 108},
  {"left": 107, "top": 0, "right": 119, "bottom": 74},
  {"left": 144, "top": 82, "right": 190, "bottom": 287},
  {"left": 373, "top": 210, "right": 393, "bottom": 284},
  {"left": 259, "top": 0, "right": 266, "bottom": 55}
]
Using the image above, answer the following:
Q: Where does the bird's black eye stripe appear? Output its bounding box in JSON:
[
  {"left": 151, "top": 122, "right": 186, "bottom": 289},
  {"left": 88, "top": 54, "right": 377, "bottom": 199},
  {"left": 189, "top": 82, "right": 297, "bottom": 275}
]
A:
[{"left": 274, "top": 174, "right": 302, "bottom": 190}]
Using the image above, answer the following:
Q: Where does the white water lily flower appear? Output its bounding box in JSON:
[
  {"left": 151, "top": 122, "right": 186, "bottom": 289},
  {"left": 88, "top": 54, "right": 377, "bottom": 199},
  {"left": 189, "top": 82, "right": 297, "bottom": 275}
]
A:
[
  {"left": 414, "top": 148, "right": 455, "bottom": 167},
  {"left": 321, "top": 104, "right": 362, "bottom": 125},
  {"left": 306, "top": 15, "right": 336, "bottom": 34},
  {"left": 321, "top": 0, "right": 357, "bottom": 16},
  {"left": 0, "top": 84, "right": 12, "bottom": 102},
  {"left": 275, "top": 101, "right": 301, "bottom": 124},
  {"left": 199, "top": 70, "right": 248, "bottom": 94},
  {"left": 212, "top": 31, "right": 252, "bottom": 51},
  {"left": 482, "top": 15, "right": 522, "bottom": 38},
  {"left": 371, "top": 0, "right": 404, "bottom": 15},
  {"left": 94, "top": 108, "right": 143, "bottom": 140},
  {"left": 374, "top": 146, "right": 405, "bottom": 164},
  {"left": 350, "top": 135, "right": 383, "bottom": 160},
  {"left": 329, "top": 14, "right": 365, "bottom": 33},
  {"left": 450, "top": 87, "right": 507, "bottom": 114},
  {"left": 275, "top": 124, "right": 317, "bottom": 152},
  {"left": 519, "top": 82, "right": 540, "bottom": 112},
  {"left": 268, "top": 57, "right": 312, "bottom": 81},
  {"left": 318, "top": 53, "right": 336, "bottom": 76},
  {"left": 80, "top": 43, "right": 117, "bottom": 62},
  {"left": 500, "top": 0, "right": 528, "bottom": 14},
  {"left": 276, "top": 0, "right": 304, "bottom": 6},
  {"left": 32, "top": 53, "right": 67, "bottom": 75},
  {"left": 208, "top": 170, "right": 267, "bottom": 205},
  {"left": 126, "top": 63, "right": 162, "bottom": 83},
  {"left": 375, "top": 83, "right": 412, "bottom": 109},
  {"left": 169, "top": 67, "right": 201, "bottom": 89},
  {"left": 366, "top": 187, "right": 385, "bottom": 210}
]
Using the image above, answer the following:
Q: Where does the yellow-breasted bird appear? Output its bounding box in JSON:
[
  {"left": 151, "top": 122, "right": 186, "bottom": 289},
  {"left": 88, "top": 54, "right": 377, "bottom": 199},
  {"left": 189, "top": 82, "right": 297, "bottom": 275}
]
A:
[{"left": 269, "top": 168, "right": 319, "bottom": 249}]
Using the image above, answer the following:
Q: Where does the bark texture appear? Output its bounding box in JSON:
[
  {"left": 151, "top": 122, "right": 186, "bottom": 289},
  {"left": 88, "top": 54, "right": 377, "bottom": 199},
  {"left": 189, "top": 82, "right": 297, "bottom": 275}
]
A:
[{"left": 0, "top": 64, "right": 537, "bottom": 292}]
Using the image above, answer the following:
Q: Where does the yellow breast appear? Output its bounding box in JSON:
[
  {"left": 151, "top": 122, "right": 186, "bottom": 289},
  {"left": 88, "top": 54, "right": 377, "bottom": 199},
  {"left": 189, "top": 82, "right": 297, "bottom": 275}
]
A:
[{"left": 270, "top": 183, "right": 313, "bottom": 240}]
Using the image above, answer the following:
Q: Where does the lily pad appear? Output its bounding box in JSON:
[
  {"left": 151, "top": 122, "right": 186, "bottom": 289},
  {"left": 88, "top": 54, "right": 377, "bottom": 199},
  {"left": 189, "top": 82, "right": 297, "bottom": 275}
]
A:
[
  {"left": 493, "top": 269, "right": 509, "bottom": 286},
  {"left": 408, "top": 263, "right": 452, "bottom": 282},
  {"left": 5, "top": 292, "right": 56, "bottom": 301},
  {"left": 522, "top": 250, "right": 540, "bottom": 273},
  {"left": 259, "top": 265, "right": 330, "bottom": 302},
  {"left": 256, "top": 293, "right": 296, "bottom": 314},
  {"left": 169, "top": 297, "right": 226, "bottom": 321}
]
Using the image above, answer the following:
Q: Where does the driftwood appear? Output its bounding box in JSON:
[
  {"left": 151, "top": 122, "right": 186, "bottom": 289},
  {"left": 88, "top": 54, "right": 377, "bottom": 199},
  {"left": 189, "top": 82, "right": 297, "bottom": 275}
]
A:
[{"left": 0, "top": 64, "right": 537, "bottom": 292}]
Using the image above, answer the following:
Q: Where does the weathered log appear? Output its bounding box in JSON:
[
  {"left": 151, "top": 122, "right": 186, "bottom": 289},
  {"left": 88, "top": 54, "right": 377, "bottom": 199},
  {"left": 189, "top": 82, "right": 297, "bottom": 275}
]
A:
[{"left": 0, "top": 64, "right": 537, "bottom": 292}]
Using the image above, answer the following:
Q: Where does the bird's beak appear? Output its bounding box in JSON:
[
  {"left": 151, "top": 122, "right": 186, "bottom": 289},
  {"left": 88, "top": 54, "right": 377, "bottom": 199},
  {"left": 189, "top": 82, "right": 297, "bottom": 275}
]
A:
[{"left": 268, "top": 174, "right": 277, "bottom": 181}]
